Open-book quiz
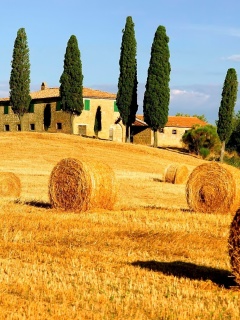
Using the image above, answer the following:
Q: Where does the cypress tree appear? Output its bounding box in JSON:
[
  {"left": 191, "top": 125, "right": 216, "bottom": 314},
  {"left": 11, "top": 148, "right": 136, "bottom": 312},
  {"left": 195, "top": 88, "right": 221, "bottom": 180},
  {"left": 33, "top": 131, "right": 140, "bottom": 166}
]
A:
[
  {"left": 143, "top": 25, "right": 171, "bottom": 147},
  {"left": 116, "top": 16, "right": 138, "bottom": 142},
  {"left": 60, "top": 35, "right": 83, "bottom": 134},
  {"left": 217, "top": 68, "right": 238, "bottom": 162},
  {"left": 9, "top": 28, "right": 31, "bottom": 130}
]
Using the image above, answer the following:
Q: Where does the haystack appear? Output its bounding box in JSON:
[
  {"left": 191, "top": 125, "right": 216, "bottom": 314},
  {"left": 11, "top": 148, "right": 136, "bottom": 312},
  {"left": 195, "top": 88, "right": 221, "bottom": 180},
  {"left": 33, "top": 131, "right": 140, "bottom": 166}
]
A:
[
  {"left": 164, "top": 164, "right": 189, "bottom": 184},
  {"left": 186, "top": 162, "right": 240, "bottom": 214},
  {"left": 228, "top": 208, "right": 240, "bottom": 286},
  {"left": 49, "top": 158, "right": 117, "bottom": 211},
  {"left": 0, "top": 172, "right": 21, "bottom": 199}
]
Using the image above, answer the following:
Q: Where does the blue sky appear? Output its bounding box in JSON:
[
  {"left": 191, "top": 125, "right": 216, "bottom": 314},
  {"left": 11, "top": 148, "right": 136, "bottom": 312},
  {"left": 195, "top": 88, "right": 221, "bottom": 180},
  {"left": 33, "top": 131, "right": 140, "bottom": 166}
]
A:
[{"left": 1, "top": 0, "right": 240, "bottom": 123}]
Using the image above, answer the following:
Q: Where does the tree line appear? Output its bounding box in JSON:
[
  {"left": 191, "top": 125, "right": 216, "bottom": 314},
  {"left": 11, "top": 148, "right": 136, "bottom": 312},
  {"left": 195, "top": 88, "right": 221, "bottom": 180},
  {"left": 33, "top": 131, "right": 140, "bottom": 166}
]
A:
[
  {"left": 8, "top": 18, "right": 171, "bottom": 147},
  {"left": 8, "top": 20, "right": 239, "bottom": 156}
]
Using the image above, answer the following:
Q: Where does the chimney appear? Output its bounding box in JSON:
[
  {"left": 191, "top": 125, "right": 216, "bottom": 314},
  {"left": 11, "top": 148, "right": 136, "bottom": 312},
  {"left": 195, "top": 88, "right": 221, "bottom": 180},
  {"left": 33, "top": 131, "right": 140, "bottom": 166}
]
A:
[{"left": 41, "top": 82, "right": 47, "bottom": 90}]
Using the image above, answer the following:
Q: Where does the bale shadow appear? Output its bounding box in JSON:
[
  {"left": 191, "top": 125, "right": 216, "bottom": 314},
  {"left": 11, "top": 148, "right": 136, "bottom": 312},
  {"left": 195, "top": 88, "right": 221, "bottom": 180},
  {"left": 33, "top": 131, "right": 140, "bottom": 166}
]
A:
[
  {"left": 153, "top": 178, "right": 163, "bottom": 182},
  {"left": 24, "top": 200, "right": 52, "bottom": 209},
  {"left": 131, "top": 260, "right": 237, "bottom": 289},
  {"left": 143, "top": 205, "right": 192, "bottom": 213}
]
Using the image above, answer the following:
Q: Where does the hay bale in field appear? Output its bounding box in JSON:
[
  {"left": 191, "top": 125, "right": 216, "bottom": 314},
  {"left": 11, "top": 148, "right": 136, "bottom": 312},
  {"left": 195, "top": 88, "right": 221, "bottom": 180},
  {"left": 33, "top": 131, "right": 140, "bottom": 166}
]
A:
[
  {"left": 48, "top": 158, "right": 117, "bottom": 211},
  {"left": 228, "top": 208, "right": 240, "bottom": 286},
  {"left": 186, "top": 162, "right": 240, "bottom": 214},
  {"left": 164, "top": 164, "right": 189, "bottom": 184},
  {"left": 0, "top": 172, "right": 21, "bottom": 199}
]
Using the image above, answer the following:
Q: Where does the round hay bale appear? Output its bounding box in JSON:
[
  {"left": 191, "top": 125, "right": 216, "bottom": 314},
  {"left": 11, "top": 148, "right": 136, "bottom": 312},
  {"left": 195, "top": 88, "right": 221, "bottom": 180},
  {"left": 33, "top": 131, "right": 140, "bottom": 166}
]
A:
[
  {"left": 175, "top": 165, "right": 189, "bottom": 184},
  {"left": 164, "top": 164, "right": 189, "bottom": 184},
  {"left": 228, "top": 208, "right": 240, "bottom": 286},
  {"left": 164, "top": 164, "right": 177, "bottom": 183},
  {"left": 0, "top": 172, "right": 21, "bottom": 199},
  {"left": 186, "top": 162, "right": 240, "bottom": 214},
  {"left": 49, "top": 158, "right": 117, "bottom": 211}
]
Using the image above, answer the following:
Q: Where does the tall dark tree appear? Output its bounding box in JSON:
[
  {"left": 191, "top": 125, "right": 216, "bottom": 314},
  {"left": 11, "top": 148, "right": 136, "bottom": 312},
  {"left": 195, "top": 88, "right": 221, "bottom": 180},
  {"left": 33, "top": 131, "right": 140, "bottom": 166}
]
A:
[
  {"left": 116, "top": 16, "right": 138, "bottom": 142},
  {"left": 9, "top": 28, "right": 31, "bottom": 130},
  {"left": 94, "top": 106, "right": 102, "bottom": 137},
  {"left": 143, "top": 25, "right": 171, "bottom": 147},
  {"left": 60, "top": 35, "right": 83, "bottom": 134},
  {"left": 217, "top": 68, "right": 238, "bottom": 162}
]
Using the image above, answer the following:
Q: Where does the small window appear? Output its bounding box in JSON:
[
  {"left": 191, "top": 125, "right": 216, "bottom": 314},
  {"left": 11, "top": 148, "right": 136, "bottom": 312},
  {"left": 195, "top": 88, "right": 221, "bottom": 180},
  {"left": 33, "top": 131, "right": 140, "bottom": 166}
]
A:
[
  {"left": 78, "top": 125, "right": 87, "bottom": 135},
  {"left": 56, "top": 101, "right": 62, "bottom": 111},
  {"left": 17, "top": 124, "right": 21, "bottom": 131},
  {"left": 56, "top": 122, "right": 62, "bottom": 130},
  {"left": 160, "top": 128, "right": 164, "bottom": 133},
  {"left": 4, "top": 124, "right": 10, "bottom": 131},
  {"left": 172, "top": 129, "right": 177, "bottom": 134},
  {"left": 29, "top": 104, "right": 34, "bottom": 113},
  {"left": 4, "top": 105, "right": 9, "bottom": 114},
  {"left": 84, "top": 99, "right": 90, "bottom": 111},
  {"left": 30, "top": 123, "right": 35, "bottom": 131},
  {"left": 114, "top": 101, "right": 119, "bottom": 112}
]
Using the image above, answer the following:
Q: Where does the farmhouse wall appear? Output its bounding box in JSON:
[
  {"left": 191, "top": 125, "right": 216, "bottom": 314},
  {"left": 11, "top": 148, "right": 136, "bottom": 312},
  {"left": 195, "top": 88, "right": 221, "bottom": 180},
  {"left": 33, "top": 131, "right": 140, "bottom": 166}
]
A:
[
  {"left": 158, "top": 127, "right": 187, "bottom": 148},
  {"left": 73, "top": 98, "right": 122, "bottom": 140},
  {"left": 131, "top": 127, "right": 152, "bottom": 145},
  {"left": 0, "top": 86, "right": 123, "bottom": 141}
]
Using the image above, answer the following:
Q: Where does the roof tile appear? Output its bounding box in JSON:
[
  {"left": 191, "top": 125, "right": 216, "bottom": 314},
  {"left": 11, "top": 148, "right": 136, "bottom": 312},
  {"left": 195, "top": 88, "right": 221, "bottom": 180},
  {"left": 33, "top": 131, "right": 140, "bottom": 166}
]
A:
[
  {"left": 0, "top": 87, "right": 116, "bottom": 102},
  {"left": 134, "top": 115, "right": 207, "bottom": 128}
]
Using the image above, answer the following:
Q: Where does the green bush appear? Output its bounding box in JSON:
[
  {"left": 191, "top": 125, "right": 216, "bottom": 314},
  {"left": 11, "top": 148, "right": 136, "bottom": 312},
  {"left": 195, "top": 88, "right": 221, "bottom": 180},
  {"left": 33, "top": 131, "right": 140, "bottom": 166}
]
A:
[
  {"left": 182, "top": 124, "right": 221, "bottom": 158},
  {"left": 199, "top": 147, "right": 210, "bottom": 159}
]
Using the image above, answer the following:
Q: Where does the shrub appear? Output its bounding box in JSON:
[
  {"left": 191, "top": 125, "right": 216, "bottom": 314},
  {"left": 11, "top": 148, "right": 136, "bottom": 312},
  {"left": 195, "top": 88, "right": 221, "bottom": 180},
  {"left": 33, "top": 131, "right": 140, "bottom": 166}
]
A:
[
  {"left": 199, "top": 147, "right": 210, "bottom": 159},
  {"left": 182, "top": 124, "right": 221, "bottom": 158}
]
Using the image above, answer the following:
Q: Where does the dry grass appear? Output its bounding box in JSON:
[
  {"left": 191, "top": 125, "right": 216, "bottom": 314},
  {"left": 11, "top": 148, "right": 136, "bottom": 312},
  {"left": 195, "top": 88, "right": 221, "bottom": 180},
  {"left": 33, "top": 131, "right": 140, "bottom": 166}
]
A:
[{"left": 0, "top": 132, "right": 239, "bottom": 319}]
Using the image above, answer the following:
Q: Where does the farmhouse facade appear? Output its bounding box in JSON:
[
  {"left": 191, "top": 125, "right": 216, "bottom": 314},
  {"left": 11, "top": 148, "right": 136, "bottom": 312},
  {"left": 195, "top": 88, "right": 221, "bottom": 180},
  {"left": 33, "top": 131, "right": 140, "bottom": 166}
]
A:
[
  {"left": 132, "top": 115, "right": 207, "bottom": 148},
  {"left": 0, "top": 83, "right": 207, "bottom": 148},
  {"left": 0, "top": 82, "right": 124, "bottom": 142}
]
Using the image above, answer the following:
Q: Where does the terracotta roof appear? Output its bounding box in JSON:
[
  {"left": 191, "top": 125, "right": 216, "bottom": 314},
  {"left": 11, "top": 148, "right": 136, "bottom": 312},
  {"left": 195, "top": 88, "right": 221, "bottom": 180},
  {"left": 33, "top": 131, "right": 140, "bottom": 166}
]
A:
[
  {"left": 0, "top": 86, "right": 116, "bottom": 102},
  {"left": 135, "top": 115, "right": 207, "bottom": 128},
  {"left": 133, "top": 117, "right": 147, "bottom": 126},
  {"left": 165, "top": 116, "right": 207, "bottom": 128}
]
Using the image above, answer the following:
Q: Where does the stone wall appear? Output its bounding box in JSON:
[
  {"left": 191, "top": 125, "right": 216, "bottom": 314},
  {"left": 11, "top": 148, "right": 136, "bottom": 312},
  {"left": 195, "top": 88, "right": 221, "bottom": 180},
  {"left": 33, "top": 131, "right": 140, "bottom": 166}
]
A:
[
  {"left": 157, "top": 127, "right": 187, "bottom": 148},
  {"left": 131, "top": 127, "right": 152, "bottom": 145},
  {"left": 0, "top": 97, "right": 122, "bottom": 141}
]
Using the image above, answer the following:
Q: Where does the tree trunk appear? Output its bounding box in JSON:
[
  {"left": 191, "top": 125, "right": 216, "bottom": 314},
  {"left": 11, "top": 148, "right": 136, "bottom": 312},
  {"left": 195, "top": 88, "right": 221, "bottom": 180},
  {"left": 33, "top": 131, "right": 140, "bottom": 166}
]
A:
[
  {"left": 125, "top": 125, "right": 131, "bottom": 143},
  {"left": 153, "top": 130, "right": 158, "bottom": 147},
  {"left": 19, "top": 114, "right": 24, "bottom": 131},
  {"left": 70, "top": 113, "right": 74, "bottom": 134},
  {"left": 220, "top": 140, "right": 225, "bottom": 163}
]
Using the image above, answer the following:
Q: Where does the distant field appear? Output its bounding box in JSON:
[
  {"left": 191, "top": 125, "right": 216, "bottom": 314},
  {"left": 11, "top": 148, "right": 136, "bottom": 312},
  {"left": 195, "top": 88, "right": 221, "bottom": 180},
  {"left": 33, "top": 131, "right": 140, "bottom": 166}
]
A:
[{"left": 0, "top": 132, "right": 239, "bottom": 319}]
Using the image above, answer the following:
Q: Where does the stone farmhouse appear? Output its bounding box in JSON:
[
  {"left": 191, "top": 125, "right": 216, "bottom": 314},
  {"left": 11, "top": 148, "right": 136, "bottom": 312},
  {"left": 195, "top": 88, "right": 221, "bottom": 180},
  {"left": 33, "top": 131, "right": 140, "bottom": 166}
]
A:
[
  {"left": 0, "top": 82, "right": 124, "bottom": 142},
  {"left": 0, "top": 83, "right": 207, "bottom": 148},
  {"left": 132, "top": 115, "right": 207, "bottom": 148}
]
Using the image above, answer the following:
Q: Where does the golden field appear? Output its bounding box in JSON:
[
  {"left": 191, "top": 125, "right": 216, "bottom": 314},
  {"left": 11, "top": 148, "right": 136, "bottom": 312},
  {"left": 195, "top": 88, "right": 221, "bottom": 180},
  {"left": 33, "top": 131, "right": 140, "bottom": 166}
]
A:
[{"left": 0, "top": 132, "right": 239, "bottom": 320}]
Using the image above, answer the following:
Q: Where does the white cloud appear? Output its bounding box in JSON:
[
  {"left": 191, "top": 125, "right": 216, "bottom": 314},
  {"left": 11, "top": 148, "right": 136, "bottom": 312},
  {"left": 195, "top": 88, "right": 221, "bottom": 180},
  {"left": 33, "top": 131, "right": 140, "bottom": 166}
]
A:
[
  {"left": 170, "top": 89, "right": 210, "bottom": 105},
  {"left": 224, "top": 54, "right": 240, "bottom": 62},
  {"left": 183, "top": 24, "right": 240, "bottom": 38}
]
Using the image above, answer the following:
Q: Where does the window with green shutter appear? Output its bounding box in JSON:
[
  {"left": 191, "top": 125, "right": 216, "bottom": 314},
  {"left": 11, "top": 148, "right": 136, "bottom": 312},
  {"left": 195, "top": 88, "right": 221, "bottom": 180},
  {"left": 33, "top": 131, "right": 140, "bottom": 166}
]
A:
[
  {"left": 114, "top": 101, "right": 119, "bottom": 112},
  {"left": 29, "top": 103, "right": 34, "bottom": 113},
  {"left": 4, "top": 105, "right": 9, "bottom": 114},
  {"left": 84, "top": 99, "right": 90, "bottom": 111},
  {"left": 56, "top": 101, "right": 62, "bottom": 111}
]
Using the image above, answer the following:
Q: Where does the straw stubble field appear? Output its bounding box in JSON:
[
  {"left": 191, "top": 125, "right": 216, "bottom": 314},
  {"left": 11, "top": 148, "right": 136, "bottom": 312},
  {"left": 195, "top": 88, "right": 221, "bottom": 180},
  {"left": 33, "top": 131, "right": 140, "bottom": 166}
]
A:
[{"left": 0, "top": 132, "right": 239, "bottom": 319}]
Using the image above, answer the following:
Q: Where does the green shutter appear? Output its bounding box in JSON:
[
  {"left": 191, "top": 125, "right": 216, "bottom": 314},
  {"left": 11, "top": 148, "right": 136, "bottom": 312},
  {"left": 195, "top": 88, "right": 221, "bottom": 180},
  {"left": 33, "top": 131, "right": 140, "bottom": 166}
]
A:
[
  {"left": 84, "top": 99, "right": 90, "bottom": 111},
  {"left": 29, "top": 103, "right": 34, "bottom": 113},
  {"left": 56, "top": 101, "right": 62, "bottom": 111},
  {"left": 4, "top": 105, "right": 9, "bottom": 114},
  {"left": 114, "top": 101, "right": 119, "bottom": 112}
]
